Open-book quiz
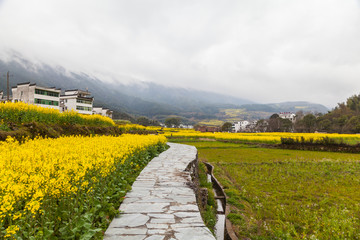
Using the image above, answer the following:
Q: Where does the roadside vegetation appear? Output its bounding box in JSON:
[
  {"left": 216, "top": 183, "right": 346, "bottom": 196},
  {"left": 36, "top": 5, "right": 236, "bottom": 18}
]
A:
[
  {"left": 170, "top": 138, "right": 360, "bottom": 239},
  {"left": 0, "top": 102, "right": 169, "bottom": 239},
  {"left": 197, "top": 162, "right": 217, "bottom": 233},
  {"left": 0, "top": 134, "right": 167, "bottom": 239}
]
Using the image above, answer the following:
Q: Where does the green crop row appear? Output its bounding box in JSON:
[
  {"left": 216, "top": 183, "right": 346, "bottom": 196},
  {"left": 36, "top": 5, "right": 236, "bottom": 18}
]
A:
[{"left": 177, "top": 140, "right": 360, "bottom": 240}]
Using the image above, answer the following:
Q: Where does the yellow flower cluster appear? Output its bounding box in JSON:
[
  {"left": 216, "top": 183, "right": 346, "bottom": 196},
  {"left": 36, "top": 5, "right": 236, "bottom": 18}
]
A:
[
  {"left": 0, "top": 134, "right": 166, "bottom": 237},
  {"left": 0, "top": 101, "right": 115, "bottom": 126},
  {"left": 118, "top": 123, "right": 147, "bottom": 131},
  {"left": 165, "top": 129, "right": 360, "bottom": 144},
  {"left": 117, "top": 124, "right": 163, "bottom": 132}
]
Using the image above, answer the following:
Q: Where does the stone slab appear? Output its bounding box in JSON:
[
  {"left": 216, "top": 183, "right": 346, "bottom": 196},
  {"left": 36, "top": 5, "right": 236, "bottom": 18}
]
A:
[{"left": 104, "top": 143, "right": 216, "bottom": 240}]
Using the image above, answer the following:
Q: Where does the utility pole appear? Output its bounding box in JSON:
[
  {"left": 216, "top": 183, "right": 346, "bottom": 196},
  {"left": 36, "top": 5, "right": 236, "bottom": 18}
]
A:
[
  {"left": 3, "top": 71, "right": 13, "bottom": 102},
  {"left": 7, "top": 71, "right": 10, "bottom": 101}
]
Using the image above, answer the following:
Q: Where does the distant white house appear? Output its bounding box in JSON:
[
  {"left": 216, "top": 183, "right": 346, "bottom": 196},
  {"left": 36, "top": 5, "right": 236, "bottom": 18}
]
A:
[
  {"left": 179, "top": 124, "right": 194, "bottom": 129},
  {"left": 11, "top": 82, "right": 61, "bottom": 110},
  {"left": 60, "top": 89, "right": 93, "bottom": 115},
  {"left": 232, "top": 121, "right": 250, "bottom": 132},
  {"left": 0, "top": 90, "right": 10, "bottom": 102},
  {"left": 92, "top": 107, "right": 113, "bottom": 119},
  {"left": 279, "top": 112, "right": 296, "bottom": 122},
  {"left": 247, "top": 120, "right": 258, "bottom": 130}
]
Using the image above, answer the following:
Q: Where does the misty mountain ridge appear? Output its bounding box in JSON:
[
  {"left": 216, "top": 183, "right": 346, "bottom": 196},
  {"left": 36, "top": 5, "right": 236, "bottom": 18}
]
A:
[
  {"left": 0, "top": 54, "right": 328, "bottom": 122},
  {"left": 241, "top": 102, "right": 328, "bottom": 114}
]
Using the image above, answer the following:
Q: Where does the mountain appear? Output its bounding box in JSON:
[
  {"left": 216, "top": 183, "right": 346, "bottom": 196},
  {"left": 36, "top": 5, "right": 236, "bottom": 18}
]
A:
[
  {"left": 0, "top": 54, "right": 252, "bottom": 121},
  {"left": 241, "top": 102, "right": 329, "bottom": 114},
  {"left": 0, "top": 54, "right": 328, "bottom": 123}
]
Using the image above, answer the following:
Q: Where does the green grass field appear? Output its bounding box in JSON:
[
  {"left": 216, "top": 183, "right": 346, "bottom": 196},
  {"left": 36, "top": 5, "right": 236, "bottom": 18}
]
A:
[{"left": 173, "top": 140, "right": 360, "bottom": 239}]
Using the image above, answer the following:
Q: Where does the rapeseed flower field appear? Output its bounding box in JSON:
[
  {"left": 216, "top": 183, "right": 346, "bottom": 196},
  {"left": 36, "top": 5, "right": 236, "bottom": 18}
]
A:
[
  {"left": 0, "top": 102, "right": 115, "bottom": 127},
  {"left": 0, "top": 134, "right": 167, "bottom": 239},
  {"left": 165, "top": 129, "right": 360, "bottom": 145}
]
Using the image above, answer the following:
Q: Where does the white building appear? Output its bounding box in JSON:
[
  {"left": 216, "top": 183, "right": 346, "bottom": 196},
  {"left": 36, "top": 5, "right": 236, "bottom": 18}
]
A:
[
  {"left": 232, "top": 120, "right": 250, "bottom": 132},
  {"left": 279, "top": 112, "right": 296, "bottom": 122},
  {"left": 11, "top": 82, "right": 61, "bottom": 110},
  {"left": 247, "top": 120, "right": 258, "bottom": 130},
  {"left": 0, "top": 91, "right": 8, "bottom": 102},
  {"left": 92, "top": 107, "right": 113, "bottom": 119},
  {"left": 60, "top": 89, "right": 93, "bottom": 115},
  {"left": 179, "top": 124, "right": 194, "bottom": 129}
]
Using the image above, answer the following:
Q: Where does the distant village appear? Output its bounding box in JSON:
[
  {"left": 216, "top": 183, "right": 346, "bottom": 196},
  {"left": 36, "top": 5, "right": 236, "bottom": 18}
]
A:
[
  {"left": 0, "top": 82, "right": 113, "bottom": 118},
  {"left": 194, "top": 112, "right": 296, "bottom": 133}
]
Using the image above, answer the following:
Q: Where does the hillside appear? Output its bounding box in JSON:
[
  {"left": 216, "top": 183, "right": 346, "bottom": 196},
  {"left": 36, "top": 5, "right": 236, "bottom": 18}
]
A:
[
  {"left": 241, "top": 102, "right": 328, "bottom": 113},
  {"left": 0, "top": 54, "right": 328, "bottom": 123},
  {"left": 0, "top": 55, "right": 251, "bottom": 120}
]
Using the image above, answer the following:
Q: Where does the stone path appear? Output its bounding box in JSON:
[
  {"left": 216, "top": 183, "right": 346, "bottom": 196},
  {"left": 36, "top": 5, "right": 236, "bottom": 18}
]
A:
[{"left": 104, "top": 143, "right": 216, "bottom": 240}]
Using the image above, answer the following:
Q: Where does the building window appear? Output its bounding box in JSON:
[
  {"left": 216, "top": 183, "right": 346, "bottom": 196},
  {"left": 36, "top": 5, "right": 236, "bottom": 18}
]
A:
[
  {"left": 35, "top": 98, "right": 59, "bottom": 106},
  {"left": 76, "top": 99, "right": 92, "bottom": 105},
  {"left": 35, "top": 89, "right": 59, "bottom": 97},
  {"left": 76, "top": 106, "right": 92, "bottom": 111}
]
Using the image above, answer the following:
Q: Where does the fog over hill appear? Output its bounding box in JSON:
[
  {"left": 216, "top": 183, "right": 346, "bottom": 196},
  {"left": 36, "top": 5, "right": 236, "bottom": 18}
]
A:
[{"left": 0, "top": 55, "right": 328, "bottom": 122}]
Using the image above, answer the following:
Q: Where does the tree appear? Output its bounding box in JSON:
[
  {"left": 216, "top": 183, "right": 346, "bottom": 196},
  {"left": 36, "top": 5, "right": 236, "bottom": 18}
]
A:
[
  {"left": 295, "top": 111, "right": 304, "bottom": 121},
  {"left": 164, "top": 117, "right": 181, "bottom": 128},
  {"left": 270, "top": 113, "right": 280, "bottom": 119},
  {"left": 302, "top": 114, "right": 317, "bottom": 132},
  {"left": 221, "top": 122, "right": 233, "bottom": 132},
  {"left": 136, "top": 116, "right": 151, "bottom": 126},
  {"left": 317, "top": 119, "right": 331, "bottom": 132},
  {"left": 136, "top": 116, "right": 160, "bottom": 126},
  {"left": 307, "top": 93, "right": 360, "bottom": 133},
  {"left": 347, "top": 94, "right": 360, "bottom": 113},
  {"left": 279, "top": 118, "right": 293, "bottom": 132},
  {"left": 344, "top": 116, "right": 360, "bottom": 133},
  {"left": 268, "top": 114, "right": 281, "bottom": 132},
  {"left": 255, "top": 119, "right": 268, "bottom": 132}
]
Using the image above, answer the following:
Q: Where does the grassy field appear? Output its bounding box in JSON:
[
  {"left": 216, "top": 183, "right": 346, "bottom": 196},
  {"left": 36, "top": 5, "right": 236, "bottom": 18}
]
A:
[{"left": 171, "top": 139, "right": 360, "bottom": 239}]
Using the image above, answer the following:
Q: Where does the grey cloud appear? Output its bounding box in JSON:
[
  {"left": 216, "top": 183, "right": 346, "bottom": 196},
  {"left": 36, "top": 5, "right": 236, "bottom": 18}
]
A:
[{"left": 0, "top": 0, "right": 360, "bottom": 108}]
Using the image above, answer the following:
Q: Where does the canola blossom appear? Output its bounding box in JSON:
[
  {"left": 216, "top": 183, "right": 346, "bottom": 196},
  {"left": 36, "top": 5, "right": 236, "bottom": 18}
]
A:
[
  {"left": 0, "top": 101, "right": 115, "bottom": 127},
  {"left": 116, "top": 124, "right": 164, "bottom": 132},
  {"left": 0, "top": 134, "right": 166, "bottom": 238},
  {"left": 165, "top": 129, "right": 360, "bottom": 144}
]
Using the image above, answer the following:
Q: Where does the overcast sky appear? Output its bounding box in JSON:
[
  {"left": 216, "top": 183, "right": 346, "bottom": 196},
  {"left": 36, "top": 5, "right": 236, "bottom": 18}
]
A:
[{"left": 0, "top": 0, "right": 360, "bottom": 108}]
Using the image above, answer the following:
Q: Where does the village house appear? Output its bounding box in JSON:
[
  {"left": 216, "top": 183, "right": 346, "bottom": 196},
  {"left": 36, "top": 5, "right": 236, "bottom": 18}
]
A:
[
  {"left": 60, "top": 89, "right": 94, "bottom": 115},
  {"left": 232, "top": 120, "right": 250, "bottom": 132},
  {"left": 179, "top": 124, "right": 194, "bottom": 129},
  {"left": 279, "top": 112, "right": 296, "bottom": 122},
  {"left": 0, "top": 90, "right": 9, "bottom": 102},
  {"left": 11, "top": 82, "right": 61, "bottom": 110},
  {"left": 194, "top": 125, "right": 221, "bottom": 133},
  {"left": 3, "top": 82, "right": 115, "bottom": 117},
  {"left": 246, "top": 120, "right": 258, "bottom": 131},
  {"left": 92, "top": 107, "right": 113, "bottom": 119}
]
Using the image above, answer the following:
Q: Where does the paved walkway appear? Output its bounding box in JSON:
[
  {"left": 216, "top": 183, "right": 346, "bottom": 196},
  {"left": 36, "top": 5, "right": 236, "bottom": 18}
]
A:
[{"left": 104, "top": 143, "right": 216, "bottom": 240}]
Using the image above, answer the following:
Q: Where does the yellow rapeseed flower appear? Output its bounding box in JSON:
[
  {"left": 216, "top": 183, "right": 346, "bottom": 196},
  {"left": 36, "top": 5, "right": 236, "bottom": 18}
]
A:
[{"left": 0, "top": 134, "right": 166, "bottom": 237}]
